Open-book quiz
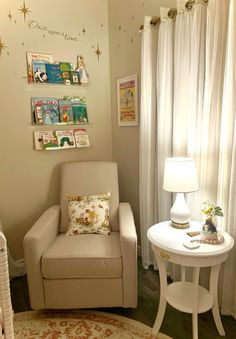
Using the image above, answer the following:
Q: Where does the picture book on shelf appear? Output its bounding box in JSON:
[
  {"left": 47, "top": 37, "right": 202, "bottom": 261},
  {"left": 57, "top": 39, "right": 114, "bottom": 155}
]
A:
[
  {"left": 69, "top": 71, "right": 81, "bottom": 85},
  {"left": 61, "top": 70, "right": 71, "bottom": 85},
  {"left": 34, "top": 131, "right": 44, "bottom": 150},
  {"left": 32, "top": 103, "right": 44, "bottom": 125},
  {"left": 45, "top": 64, "right": 63, "bottom": 84},
  {"left": 58, "top": 99, "right": 74, "bottom": 124},
  {"left": 26, "top": 52, "right": 53, "bottom": 83},
  {"left": 58, "top": 61, "right": 73, "bottom": 72},
  {"left": 42, "top": 131, "right": 59, "bottom": 150},
  {"left": 55, "top": 130, "right": 76, "bottom": 149},
  {"left": 69, "top": 97, "right": 88, "bottom": 124},
  {"left": 31, "top": 97, "right": 60, "bottom": 125},
  {"left": 32, "top": 61, "right": 48, "bottom": 83},
  {"left": 74, "top": 128, "right": 90, "bottom": 148}
]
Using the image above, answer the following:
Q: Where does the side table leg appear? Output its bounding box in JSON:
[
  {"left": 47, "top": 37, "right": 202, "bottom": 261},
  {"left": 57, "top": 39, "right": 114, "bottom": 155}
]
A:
[
  {"left": 152, "top": 252, "right": 167, "bottom": 334},
  {"left": 192, "top": 267, "right": 200, "bottom": 339},
  {"left": 210, "top": 264, "right": 225, "bottom": 336}
]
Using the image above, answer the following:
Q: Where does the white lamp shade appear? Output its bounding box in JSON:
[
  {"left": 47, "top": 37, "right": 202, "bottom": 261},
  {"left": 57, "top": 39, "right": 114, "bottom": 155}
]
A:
[{"left": 163, "top": 157, "right": 198, "bottom": 193}]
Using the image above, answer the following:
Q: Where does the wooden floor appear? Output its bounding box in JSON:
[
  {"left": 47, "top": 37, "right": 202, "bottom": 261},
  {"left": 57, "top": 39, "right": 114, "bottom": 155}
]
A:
[{"left": 10, "top": 258, "right": 236, "bottom": 339}]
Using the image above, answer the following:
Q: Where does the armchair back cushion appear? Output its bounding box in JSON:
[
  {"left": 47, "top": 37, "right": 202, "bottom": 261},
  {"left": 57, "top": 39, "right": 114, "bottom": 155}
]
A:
[{"left": 60, "top": 162, "right": 119, "bottom": 233}]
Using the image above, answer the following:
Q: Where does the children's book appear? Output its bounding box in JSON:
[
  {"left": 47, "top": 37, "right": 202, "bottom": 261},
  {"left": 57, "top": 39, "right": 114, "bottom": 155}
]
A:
[
  {"left": 42, "top": 131, "right": 59, "bottom": 150},
  {"left": 74, "top": 128, "right": 90, "bottom": 148},
  {"left": 31, "top": 97, "right": 60, "bottom": 125},
  {"left": 55, "top": 130, "right": 76, "bottom": 149},
  {"left": 59, "top": 62, "right": 73, "bottom": 72},
  {"left": 68, "top": 97, "right": 88, "bottom": 124},
  {"left": 33, "top": 131, "right": 44, "bottom": 150},
  {"left": 32, "top": 61, "right": 48, "bottom": 83},
  {"left": 61, "top": 70, "right": 71, "bottom": 85},
  {"left": 26, "top": 52, "right": 53, "bottom": 83},
  {"left": 45, "top": 64, "right": 63, "bottom": 84},
  {"left": 58, "top": 99, "right": 74, "bottom": 124},
  {"left": 31, "top": 102, "right": 44, "bottom": 125},
  {"left": 69, "top": 71, "right": 81, "bottom": 85}
]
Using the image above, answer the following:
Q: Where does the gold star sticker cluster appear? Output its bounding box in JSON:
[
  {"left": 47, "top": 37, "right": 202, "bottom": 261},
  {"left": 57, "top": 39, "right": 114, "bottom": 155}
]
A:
[
  {"left": 0, "top": 37, "right": 6, "bottom": 56},
  {"left": 94, "top": 44, "right": 102, "bottom": 61},
  {"left": 18, "top": 0, "right": 31, "bottom": 21}
]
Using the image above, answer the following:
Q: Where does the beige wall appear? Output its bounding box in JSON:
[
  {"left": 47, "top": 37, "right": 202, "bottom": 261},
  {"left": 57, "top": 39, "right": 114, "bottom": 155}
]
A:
[
  {"left": 108, "top": 0, "right": 176, "bottom": 243},
  {"left": 0, "top": 0, "right": 177, "bottom": 259},
  {"left": 0, "top": 0, "right": 112, "bottom": 258}
]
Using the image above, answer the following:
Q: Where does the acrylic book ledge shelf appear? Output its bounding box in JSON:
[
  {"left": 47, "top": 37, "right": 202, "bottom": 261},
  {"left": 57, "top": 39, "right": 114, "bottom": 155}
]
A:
[{"left": 34, "top": 128, "right": 90, "bottom": 151}]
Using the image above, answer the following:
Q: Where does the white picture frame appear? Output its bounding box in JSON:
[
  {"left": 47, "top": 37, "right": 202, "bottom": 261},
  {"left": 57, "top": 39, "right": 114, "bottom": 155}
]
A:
[{"left": 117, "top": 74, "right": 138, "bottom": 127}]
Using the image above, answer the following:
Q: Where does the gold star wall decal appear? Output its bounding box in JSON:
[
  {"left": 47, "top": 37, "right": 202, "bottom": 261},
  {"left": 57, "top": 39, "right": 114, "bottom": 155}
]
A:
[
  {"left": 7, "top": 11, "right": 12, "bottom": 21},
  {"left": 18, "top": 0, "right": 31, "bottom": 22},
  {"left": 0, "top": 37, "right": 7, "bottom": 56},
  {"left": 94, "top": 44, "right": 102, "bottom": 61}
]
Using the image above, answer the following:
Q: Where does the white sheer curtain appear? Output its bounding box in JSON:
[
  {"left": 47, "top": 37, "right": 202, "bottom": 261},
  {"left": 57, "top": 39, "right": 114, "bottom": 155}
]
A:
[
  {"left": 218, "top": 0, "right": 236, "bottom": 316},
  {"left": 139, "top": 17, "right": 158, "bottom": 268},
  {"left": 155, "top": 8, "right": 174, "bottom": 224},
  {"left": 140, "top": 0, "right": 236, "bottom": 316}
]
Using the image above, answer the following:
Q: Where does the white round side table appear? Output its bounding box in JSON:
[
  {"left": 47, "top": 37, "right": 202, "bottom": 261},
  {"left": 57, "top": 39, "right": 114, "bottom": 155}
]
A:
[{"left": 147, "top": 220, "right": 234, "bottom": 339}]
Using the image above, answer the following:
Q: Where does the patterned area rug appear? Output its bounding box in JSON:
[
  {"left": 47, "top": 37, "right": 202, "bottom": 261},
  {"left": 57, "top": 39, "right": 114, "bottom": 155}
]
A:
[{"left": 13, "top": 310, "right": 172, "bottom": 338}]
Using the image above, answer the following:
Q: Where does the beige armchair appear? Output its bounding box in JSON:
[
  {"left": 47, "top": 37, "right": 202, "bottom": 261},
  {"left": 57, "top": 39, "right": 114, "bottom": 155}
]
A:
[{"left": 24, "top": 161, "right": 137, "bottom": 310}]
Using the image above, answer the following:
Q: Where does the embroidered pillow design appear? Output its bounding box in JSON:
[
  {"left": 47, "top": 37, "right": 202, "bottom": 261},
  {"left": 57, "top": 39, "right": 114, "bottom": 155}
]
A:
[{"left": 66, "top": 192, "right": 110, "bottom": 235}]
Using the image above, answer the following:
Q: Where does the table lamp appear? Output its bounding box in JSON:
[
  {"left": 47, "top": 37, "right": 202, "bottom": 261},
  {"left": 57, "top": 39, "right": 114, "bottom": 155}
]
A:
[{"left": 163, "top": 157, "right": 198, "bottom": 228}]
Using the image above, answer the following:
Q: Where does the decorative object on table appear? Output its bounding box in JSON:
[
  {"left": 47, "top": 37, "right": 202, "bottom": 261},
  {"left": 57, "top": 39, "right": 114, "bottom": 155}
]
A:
[
  {"left": 163, "top": 157, "right": 199, "bottom": 228},
  {"left": 117, "top": 74, "right": 138, "bottom": 127},
  {"left": 201, "top": 201, "right": 224, "bottom": 241}
]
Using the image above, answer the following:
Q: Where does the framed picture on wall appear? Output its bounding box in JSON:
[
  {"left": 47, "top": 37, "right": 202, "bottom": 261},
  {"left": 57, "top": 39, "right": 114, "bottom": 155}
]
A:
[{"left": 117, "top": 74, "right": 138, "bottom": 127}]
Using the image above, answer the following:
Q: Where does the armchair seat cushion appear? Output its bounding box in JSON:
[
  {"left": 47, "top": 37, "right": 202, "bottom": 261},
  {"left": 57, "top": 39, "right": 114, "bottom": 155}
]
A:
[{"left": 42, "top": 232, "right": 122, "bottom": 279}]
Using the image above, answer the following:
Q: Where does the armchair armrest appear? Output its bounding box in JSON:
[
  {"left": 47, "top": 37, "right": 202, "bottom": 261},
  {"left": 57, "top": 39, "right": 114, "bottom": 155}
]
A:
[
  {"left": 23, "top": 205, "right": 60, "bottom": 309},
  {"left": 119, "top": 202, "right": 137, "bottom": 307}
]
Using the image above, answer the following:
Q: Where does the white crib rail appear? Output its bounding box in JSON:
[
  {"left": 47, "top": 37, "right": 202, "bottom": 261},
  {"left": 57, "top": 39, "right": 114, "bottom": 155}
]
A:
[{"left": 0, "top": 232, "right": 14, "bottom": 338}]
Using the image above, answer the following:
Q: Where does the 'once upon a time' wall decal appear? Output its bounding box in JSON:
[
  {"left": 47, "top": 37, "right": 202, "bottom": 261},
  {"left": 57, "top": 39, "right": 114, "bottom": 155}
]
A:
[{"left": 27, "top": 20, "right": 81, "bottom": 42}]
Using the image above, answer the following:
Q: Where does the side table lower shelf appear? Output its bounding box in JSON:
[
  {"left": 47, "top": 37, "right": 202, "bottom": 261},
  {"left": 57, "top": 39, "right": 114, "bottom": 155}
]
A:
[{"left": 166, "top": 282, "right": 213, "bottom": 314}]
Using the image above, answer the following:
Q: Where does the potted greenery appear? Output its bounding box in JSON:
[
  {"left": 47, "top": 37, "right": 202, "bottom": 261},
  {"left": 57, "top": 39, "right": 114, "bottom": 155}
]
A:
[{"left": 201, "top": 201, "right": 223, "bottom": 240}]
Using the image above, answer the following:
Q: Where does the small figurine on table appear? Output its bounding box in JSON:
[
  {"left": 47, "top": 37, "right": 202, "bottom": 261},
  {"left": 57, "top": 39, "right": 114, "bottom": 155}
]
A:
[{"left": 76, "top": 55, "right": 89, "bottom": 85}]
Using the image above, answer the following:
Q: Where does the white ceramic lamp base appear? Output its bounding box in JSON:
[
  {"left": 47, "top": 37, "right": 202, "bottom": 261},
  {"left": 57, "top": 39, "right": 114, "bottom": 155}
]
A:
[{"left": 170, "top": 193, "right": 190, "bottom": 229}]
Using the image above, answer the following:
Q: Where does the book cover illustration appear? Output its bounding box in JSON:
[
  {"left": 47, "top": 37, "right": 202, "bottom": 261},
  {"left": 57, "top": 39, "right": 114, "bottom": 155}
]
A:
[
  {"left": 26, "top": 52, "right": 53, "bottom": 83},
  {"left": 70, "top": 97, "right": 88, "bottom": 124},
  {"left": 45, "top": 64, "right": 63, "bottom": 84},
  {"left": 59, "top": 62, "right": 73, "bottom": 72},
  {"left": 69, "top": 71, "right": 81, "bottom": 85},
  {"left": 34, "top": 131, "right": 44, "bottom": 150},
  {"left": 31, "top": 97, "right": 60, "bottom": 125},
  {"left": 74, "top": 128, "right": 90, "bottom": 148},
  {"left": 32, "top": 61, "right": 48, "bottom": 83},
  {"left": 61, "top": 70, "right": 71, "bottom": 85},
  {"left": 42, "top": 131, "right": 59, "bottom": 150},
  {"left": 32, "top": 103, "right": 44, "bottom": 125},
  {"left": 58, "top": 99, "right": 74, "bottom": 124},
  {"left": 55, "top": 130, "right": 76, "bottom": 149}
]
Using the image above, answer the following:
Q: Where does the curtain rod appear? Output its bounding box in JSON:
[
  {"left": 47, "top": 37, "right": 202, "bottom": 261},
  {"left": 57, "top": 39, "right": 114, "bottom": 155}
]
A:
[
  {"left": 139, "top": 8, "right": 176, "bottom": 32},
  {"left": 139, "top": 0, "right": 208, "bottom": 32}
]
